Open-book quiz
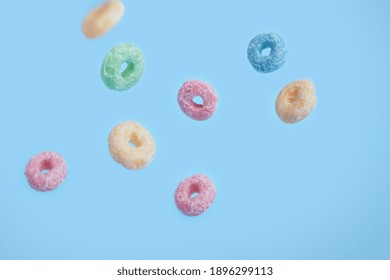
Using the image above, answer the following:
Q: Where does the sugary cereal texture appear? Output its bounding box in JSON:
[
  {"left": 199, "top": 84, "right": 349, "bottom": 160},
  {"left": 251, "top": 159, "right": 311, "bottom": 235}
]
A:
[
  {"left": 108, "top": 121, "right": 156, "bottom": 170},
  {"left": 174, "top": 174, "right": 216, "bottom": 217},
  {"left": 24, "top": 151, "right": 67, "bottom": 192},
  {"left": 101, "top": 43, "right": 144, "bottom": 91},
  {"left": 177, "top": 80, "right": 218, "bottom": 121},
  {"left": 82, "top": 0, "right": 125, "bottom": 39},
  {"left": 275, "top": 79, "right": 317, "bottom": 124},
  {"left": 247, "top": 32, "right": 287, "bottom": 73}
]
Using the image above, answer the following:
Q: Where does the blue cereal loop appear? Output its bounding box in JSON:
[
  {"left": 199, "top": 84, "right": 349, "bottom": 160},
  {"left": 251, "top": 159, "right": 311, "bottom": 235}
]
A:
[{"left": 247, "top": 32, "right": 287, "bottom": 74}]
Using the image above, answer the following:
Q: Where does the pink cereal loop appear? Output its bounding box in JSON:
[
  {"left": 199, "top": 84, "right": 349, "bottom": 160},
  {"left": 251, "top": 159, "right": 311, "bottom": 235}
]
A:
[
  {"left": 24, "top": 151, "right": 67, "bottom": 192},
  {"left": 174, "top": 174, "right": 216, "bottom": 216},
  {"left": 177, "top": 80, "right": 218, "bottom": 121}
]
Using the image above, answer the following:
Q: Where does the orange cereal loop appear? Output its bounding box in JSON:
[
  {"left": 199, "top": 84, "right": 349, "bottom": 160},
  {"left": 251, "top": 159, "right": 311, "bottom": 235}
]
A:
[
  {"left": 82, "top": 0, "right": 125, "bottom": 39},
  {"left": 275, "top": 79, "right": 317, "bottom": 124},
  {"left": 108, "top": 121, "right": 156, "bottom": 170}
]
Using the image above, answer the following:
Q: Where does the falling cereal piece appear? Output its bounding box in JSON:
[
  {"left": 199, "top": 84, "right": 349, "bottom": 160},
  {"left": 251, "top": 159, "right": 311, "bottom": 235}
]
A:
[
  {"left": 247, "top": 32, "right": 287, "bottom": 74},
  {"left": 101, "top": 43, "right": 144, "bottom": 91},
  {"left": 174, "top": 174, "right": 216, "bottom": 217},
  {"left": 177, "top": 80, "right": 218, "bottom": 121},
  {"left": 275, "top": 79, "right": 317, "bottom": 124},
  {"left": 108, "top": 121, "right": 156, "bottom": 170},
  {"left": 82, "top": 0, "right": 125, "bottom": 39},
  {"left": 24, "top": 151, "right": 67, "bottom": 192}
]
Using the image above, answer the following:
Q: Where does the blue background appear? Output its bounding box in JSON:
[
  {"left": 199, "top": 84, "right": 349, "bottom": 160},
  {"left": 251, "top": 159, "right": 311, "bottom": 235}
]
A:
[{"left": 0, "top": 0, "right": 389, "bottom": 260}]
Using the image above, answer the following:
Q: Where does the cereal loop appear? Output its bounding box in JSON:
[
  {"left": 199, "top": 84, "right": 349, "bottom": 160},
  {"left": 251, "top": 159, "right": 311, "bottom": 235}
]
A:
[
  {"left": 247, "top": 32, "right": 287, "bottom": 74},
  {"left": 101, "top": 43, "right": 144, "bottom": 91},
  {"left": 108, "top": 121, "right": 156, "bottom": 170},
  {"left": 82, "top": 0, "right": 125, "bottom": 39},
  {"left": 177, "top": 80, "right": 218, "bottom": 121},
  {"left": 275, "top": 80, "right": 317, "bottom": 123},
  {"left": 174, "top": 174, "right": 216, "bottom": 217},
  {"left": 24, "top": 151, "right": 67, "bottom": 192}
]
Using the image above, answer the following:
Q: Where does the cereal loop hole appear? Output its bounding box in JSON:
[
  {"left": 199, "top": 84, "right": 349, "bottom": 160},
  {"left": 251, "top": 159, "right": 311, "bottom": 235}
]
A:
[
  {"left": 287, "top": 87, "right": 300, "bottom": 103},
  {"left": 260, "top": 41, "right": 274, "bottom": 56},
  {"left": 189, "top": 184, "right": 200, "bottom": 199},
  {"left": 192, "top": 96, "right": 204, "bottom": 106},
  {"left": 40, "top": 159, "right": 53, "bottom": 174},
  {"left": 128, "top": 140, "right": 136, "bottom": 148},
  {"left": 120, "top": 62, "right": 128, "bottom": 72},
  {"left": 190, "top": 192, "right": 199, "bottom": 199},
  {"left": 261, "top": 47, "right": 271, "bottom": 56},
  {"left": 121, "top": 61, "right": 135, "bottom": 78},
  {"left": 129, "top": 132, "right": 142, "bottom": 147}
]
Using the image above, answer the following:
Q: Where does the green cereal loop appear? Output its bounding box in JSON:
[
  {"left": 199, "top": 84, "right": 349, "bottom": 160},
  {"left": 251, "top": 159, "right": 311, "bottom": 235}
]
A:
[{"left": 101, "top": 43, "right": 144, "bottom": 91}]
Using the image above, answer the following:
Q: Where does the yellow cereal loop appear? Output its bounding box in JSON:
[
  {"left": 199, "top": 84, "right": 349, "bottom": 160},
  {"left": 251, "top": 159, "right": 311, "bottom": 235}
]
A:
[
  {"left": 275, "top": 79, "right": 317, "bottom": 124},
  {"left": 82, "top": 0, "right": 125, "bottom": 39},
  {"left": 108, "top": 121, "right": 156, "bottom": 170}
]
